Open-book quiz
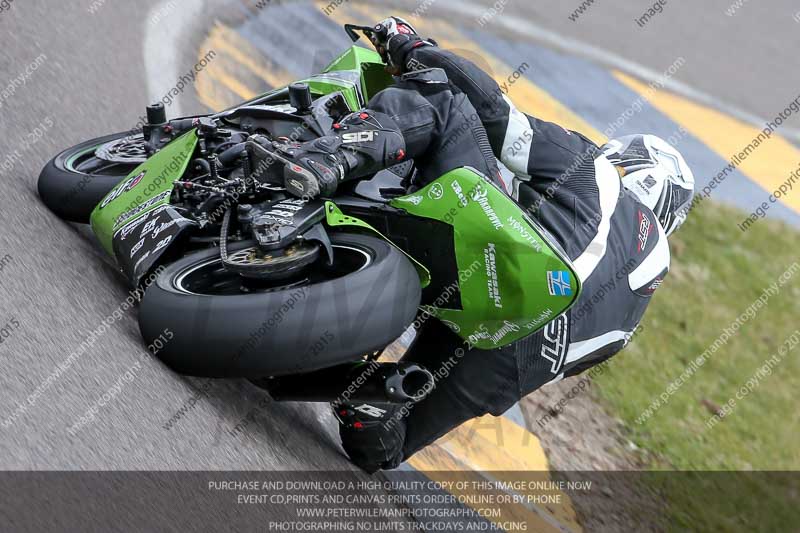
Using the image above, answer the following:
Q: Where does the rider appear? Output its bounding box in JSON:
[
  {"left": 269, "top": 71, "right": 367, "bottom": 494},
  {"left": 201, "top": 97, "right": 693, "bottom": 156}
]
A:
[{"left": 274, "top": 17, "right": 695, "bottom": 472}]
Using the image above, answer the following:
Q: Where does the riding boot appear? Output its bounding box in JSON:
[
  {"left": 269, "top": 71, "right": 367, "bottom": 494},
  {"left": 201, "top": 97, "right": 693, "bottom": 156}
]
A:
[
  {"left": 333, "top": 402, "right": 406, "bottom": 474},
  {"left": 273, "top": 111, "right": 407, "bottom": 198}
]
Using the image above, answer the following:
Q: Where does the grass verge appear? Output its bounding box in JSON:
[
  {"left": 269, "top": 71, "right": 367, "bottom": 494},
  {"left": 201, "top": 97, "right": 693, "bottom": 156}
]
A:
[{"left": 593, "top": 200, "right": 800, "bottom": 531}]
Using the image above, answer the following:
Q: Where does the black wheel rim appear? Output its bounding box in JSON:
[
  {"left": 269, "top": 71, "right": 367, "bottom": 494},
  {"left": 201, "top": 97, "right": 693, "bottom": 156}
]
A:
[
  {"left": 173, "top": 244, "right": 373, "bottom": 296},
  {"left": 64, "top": 135, "right": 145, "bottom": 177}
]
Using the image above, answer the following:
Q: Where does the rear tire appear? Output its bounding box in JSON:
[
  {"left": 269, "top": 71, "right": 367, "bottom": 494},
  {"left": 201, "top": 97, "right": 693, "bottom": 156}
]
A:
[
  {"left": 38, "top": 132, "right": 141, "bottom": 223},
  {"left": 139, "top": 233, "right": 421, "bottom": 378}
]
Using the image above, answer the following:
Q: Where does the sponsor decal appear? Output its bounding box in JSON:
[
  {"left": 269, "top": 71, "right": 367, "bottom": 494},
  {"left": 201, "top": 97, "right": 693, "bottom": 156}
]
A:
[
  {"left": 267, "top": 209, "right": 298, "bottom": 219},
  {"left": 100, "top": 171, "right": 146, "bottom": 209},
  {"left": 467, "top": 321, "right": 520, "bottom": 346},
  {"left": 641, "top": 175, "right": 658, "bottom": 190},
  {"left": 406, "top": 57, "right": 428, "bottom": 71},
  {"left": 151, "top": 219, "right": 178, "bottom": 239},
  {"left": 279, "top": 198, "right": 307, "bottom": 206},
  {"left": 428, "top": 182, "right": 444, "bottom": 200},
  {"left": 640, "top": 276, "right": 664, "bottom": 295},
  {"left": 547, "top": 270, "right": 573, "bottom": 297},
  {"left": 470, "top": 183, "right": 503, "bottom": 230},
  {"left": 539, "top": 314, "right": 568, "bottom": 374},
  {"left": 637, "top": 210, "right": 654, "bottom": 252},
  {"left": 272, "top": 203, "right": 304, "bottom": 212},
  {"left": 341, "top": 131, "right": 377, "bottom": 144},
  {"left": 451, "top": 180, "right": 469, "bottom": 207},
  {"left": 260, "top": 215, "right": 293, "bottom": 226},
  {"left": 507, "top": 216, "right": 543, "bottom": 252},
  {"left": 489, "top": 321, "right": 521, "bottom": 344},
  {"left": 354, "top": 404, "right": 386, "bottom": 418},
  {"left": 440, "top": 320, "right": 461, "bottom": 333},
  {"left": 260, "top": 203, "right": 300, "bottom": 226},
  {"left": 115, "top": 206, "right": 170, "bottom": 238},
  {"left": 130, "top": 237, "right": 145, "bottom": 258},
  {"left": 635, "top": 271, "right": 665, "bottom": 296},
  {"left": 401, "top": 195, "right": 423, "bottom": 206},
  {"left": 153, "top": 235, "right": 172, "bottom": 253},
  {"left": 140, "top": 218, "right": 158, "bottom": 237},
  {"left": 484, "top": 243, "right": 502, "bottom": 308},
  {"left": 114, "top": 190, "right": 171, "bottom": 227},
  {"left": 524, "top": 307, "right": 554, "bottom": 330},
  {"left": 117, "top": 214, "right": 150, "bottom": 241}
]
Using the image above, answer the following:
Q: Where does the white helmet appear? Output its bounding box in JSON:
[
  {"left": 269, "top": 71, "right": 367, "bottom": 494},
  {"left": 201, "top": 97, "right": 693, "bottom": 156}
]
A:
[{"left": 602, "top": 134, "right": 695, "bottom": 236}]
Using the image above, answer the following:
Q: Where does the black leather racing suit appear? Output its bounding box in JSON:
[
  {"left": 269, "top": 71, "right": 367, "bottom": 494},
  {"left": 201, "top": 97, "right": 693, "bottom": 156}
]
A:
[{"left": 339, "top": 42, "right": 671, "bottom": 473}]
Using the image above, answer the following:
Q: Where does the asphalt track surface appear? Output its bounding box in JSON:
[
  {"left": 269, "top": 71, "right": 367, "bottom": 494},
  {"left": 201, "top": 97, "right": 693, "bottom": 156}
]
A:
[
  {"left": 0, "top": 2, "right": 426, "bottom": 528},
  {"left": 0, "top": 0, "right": 797, "bottom": 529},
  {"left": 493, "top": 0, "right": 800, "bottom": 135},
  {"left": 0, "top": 0, "right": 361, "bottom": 471}
]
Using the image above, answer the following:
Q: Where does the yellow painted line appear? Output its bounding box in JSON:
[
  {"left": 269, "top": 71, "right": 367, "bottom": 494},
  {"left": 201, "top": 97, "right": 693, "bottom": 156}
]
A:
[
  {"left": 432, "top": 414, "right": 549, "bottom": 472},
  {"left": 381, "top": 343, "right": 580, "bottom": 531},
  {"left": 195, "top": 75, "right": 229, "bottom": 112},
  {"left": 197, "top": 22, "right": 297, "bottom": 111},
  {"left": 198, "top": 30, "right": 255, "bottom": 109},
  {"left": 205, "top": 68, "right": 257, "bottom": 100},
  {"left": 337, "top": 3, "right": 605, "bottom": 146},
  {"left": 196, "top": 68, "right": 240, "bottom": 110},
  {"left": 615, "top": 70, "right": 800, "bottom": 214},
  {"left": 195, "top": 30, "right": 240, "bottom": 111},
  {"left": 410, "top": 416, "right": 581, "bottom": 530},
  {"left": 206, "top": 24, "right": 295, "bottom": 89},
  {"left": 379, "top": 342, "right": 551, "bottom": 470}
]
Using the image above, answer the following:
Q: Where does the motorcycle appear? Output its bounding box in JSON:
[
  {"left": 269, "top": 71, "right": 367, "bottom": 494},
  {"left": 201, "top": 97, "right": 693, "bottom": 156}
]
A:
[{"left": 37, "top": 24, "right": 580, "bottom": 406}]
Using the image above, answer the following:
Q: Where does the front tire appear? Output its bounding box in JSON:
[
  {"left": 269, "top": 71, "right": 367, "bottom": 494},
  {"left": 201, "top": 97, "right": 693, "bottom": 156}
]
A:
[
  {"left": 38, "top": 132, "right": 144, "bottom": 223},
  {"left": 139, "top": 233, "right": 421, "bottom": 378}
]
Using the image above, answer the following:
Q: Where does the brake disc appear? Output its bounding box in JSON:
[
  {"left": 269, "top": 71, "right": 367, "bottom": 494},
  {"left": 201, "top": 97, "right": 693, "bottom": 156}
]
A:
[
  {"left": 95, "top": 134, "right": 148, "bottom": 164},
  {"left": 223, "top": 242, "right": 320, "bottom": 280}
]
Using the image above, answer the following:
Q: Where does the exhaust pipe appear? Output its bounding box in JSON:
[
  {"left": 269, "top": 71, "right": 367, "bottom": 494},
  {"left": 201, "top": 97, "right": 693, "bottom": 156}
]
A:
[{"left": 254, "top": 362, "right": 435, "bottom": 405}]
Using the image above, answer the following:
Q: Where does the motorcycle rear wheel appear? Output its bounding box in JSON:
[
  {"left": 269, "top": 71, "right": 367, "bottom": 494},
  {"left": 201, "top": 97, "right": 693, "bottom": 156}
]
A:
[{"left": 139, "top": 233, "right": 421, "bottom": 378}]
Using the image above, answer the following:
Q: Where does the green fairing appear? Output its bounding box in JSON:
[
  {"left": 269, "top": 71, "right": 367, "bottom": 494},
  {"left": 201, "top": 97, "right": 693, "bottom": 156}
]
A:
[
  {"left": 324, "top": 201, "right": 431, "bottom": 287},
  {"left": 390, "top": 169, "right": 582, "bottom": 349},
  {"left": 322, "top": 46, "right": 394, "bottom": 102},
  {"left": 88, "top": 48, "right": 386, "bottom": 256},
  {"left": 294, "top": 47, "right": 393, "bottom": 110},
  {"left": 90, "top": 130, "right": 198, "bottom": 255}
]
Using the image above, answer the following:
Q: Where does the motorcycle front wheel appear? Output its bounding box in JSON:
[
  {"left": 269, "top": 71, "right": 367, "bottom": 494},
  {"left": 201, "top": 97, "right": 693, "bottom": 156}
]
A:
[
  {"left": 37, "top": 132, "right": 145, "bottom": 223},
  {"left": 138, "top": 233, "right": 422, "bottom": 378}
]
